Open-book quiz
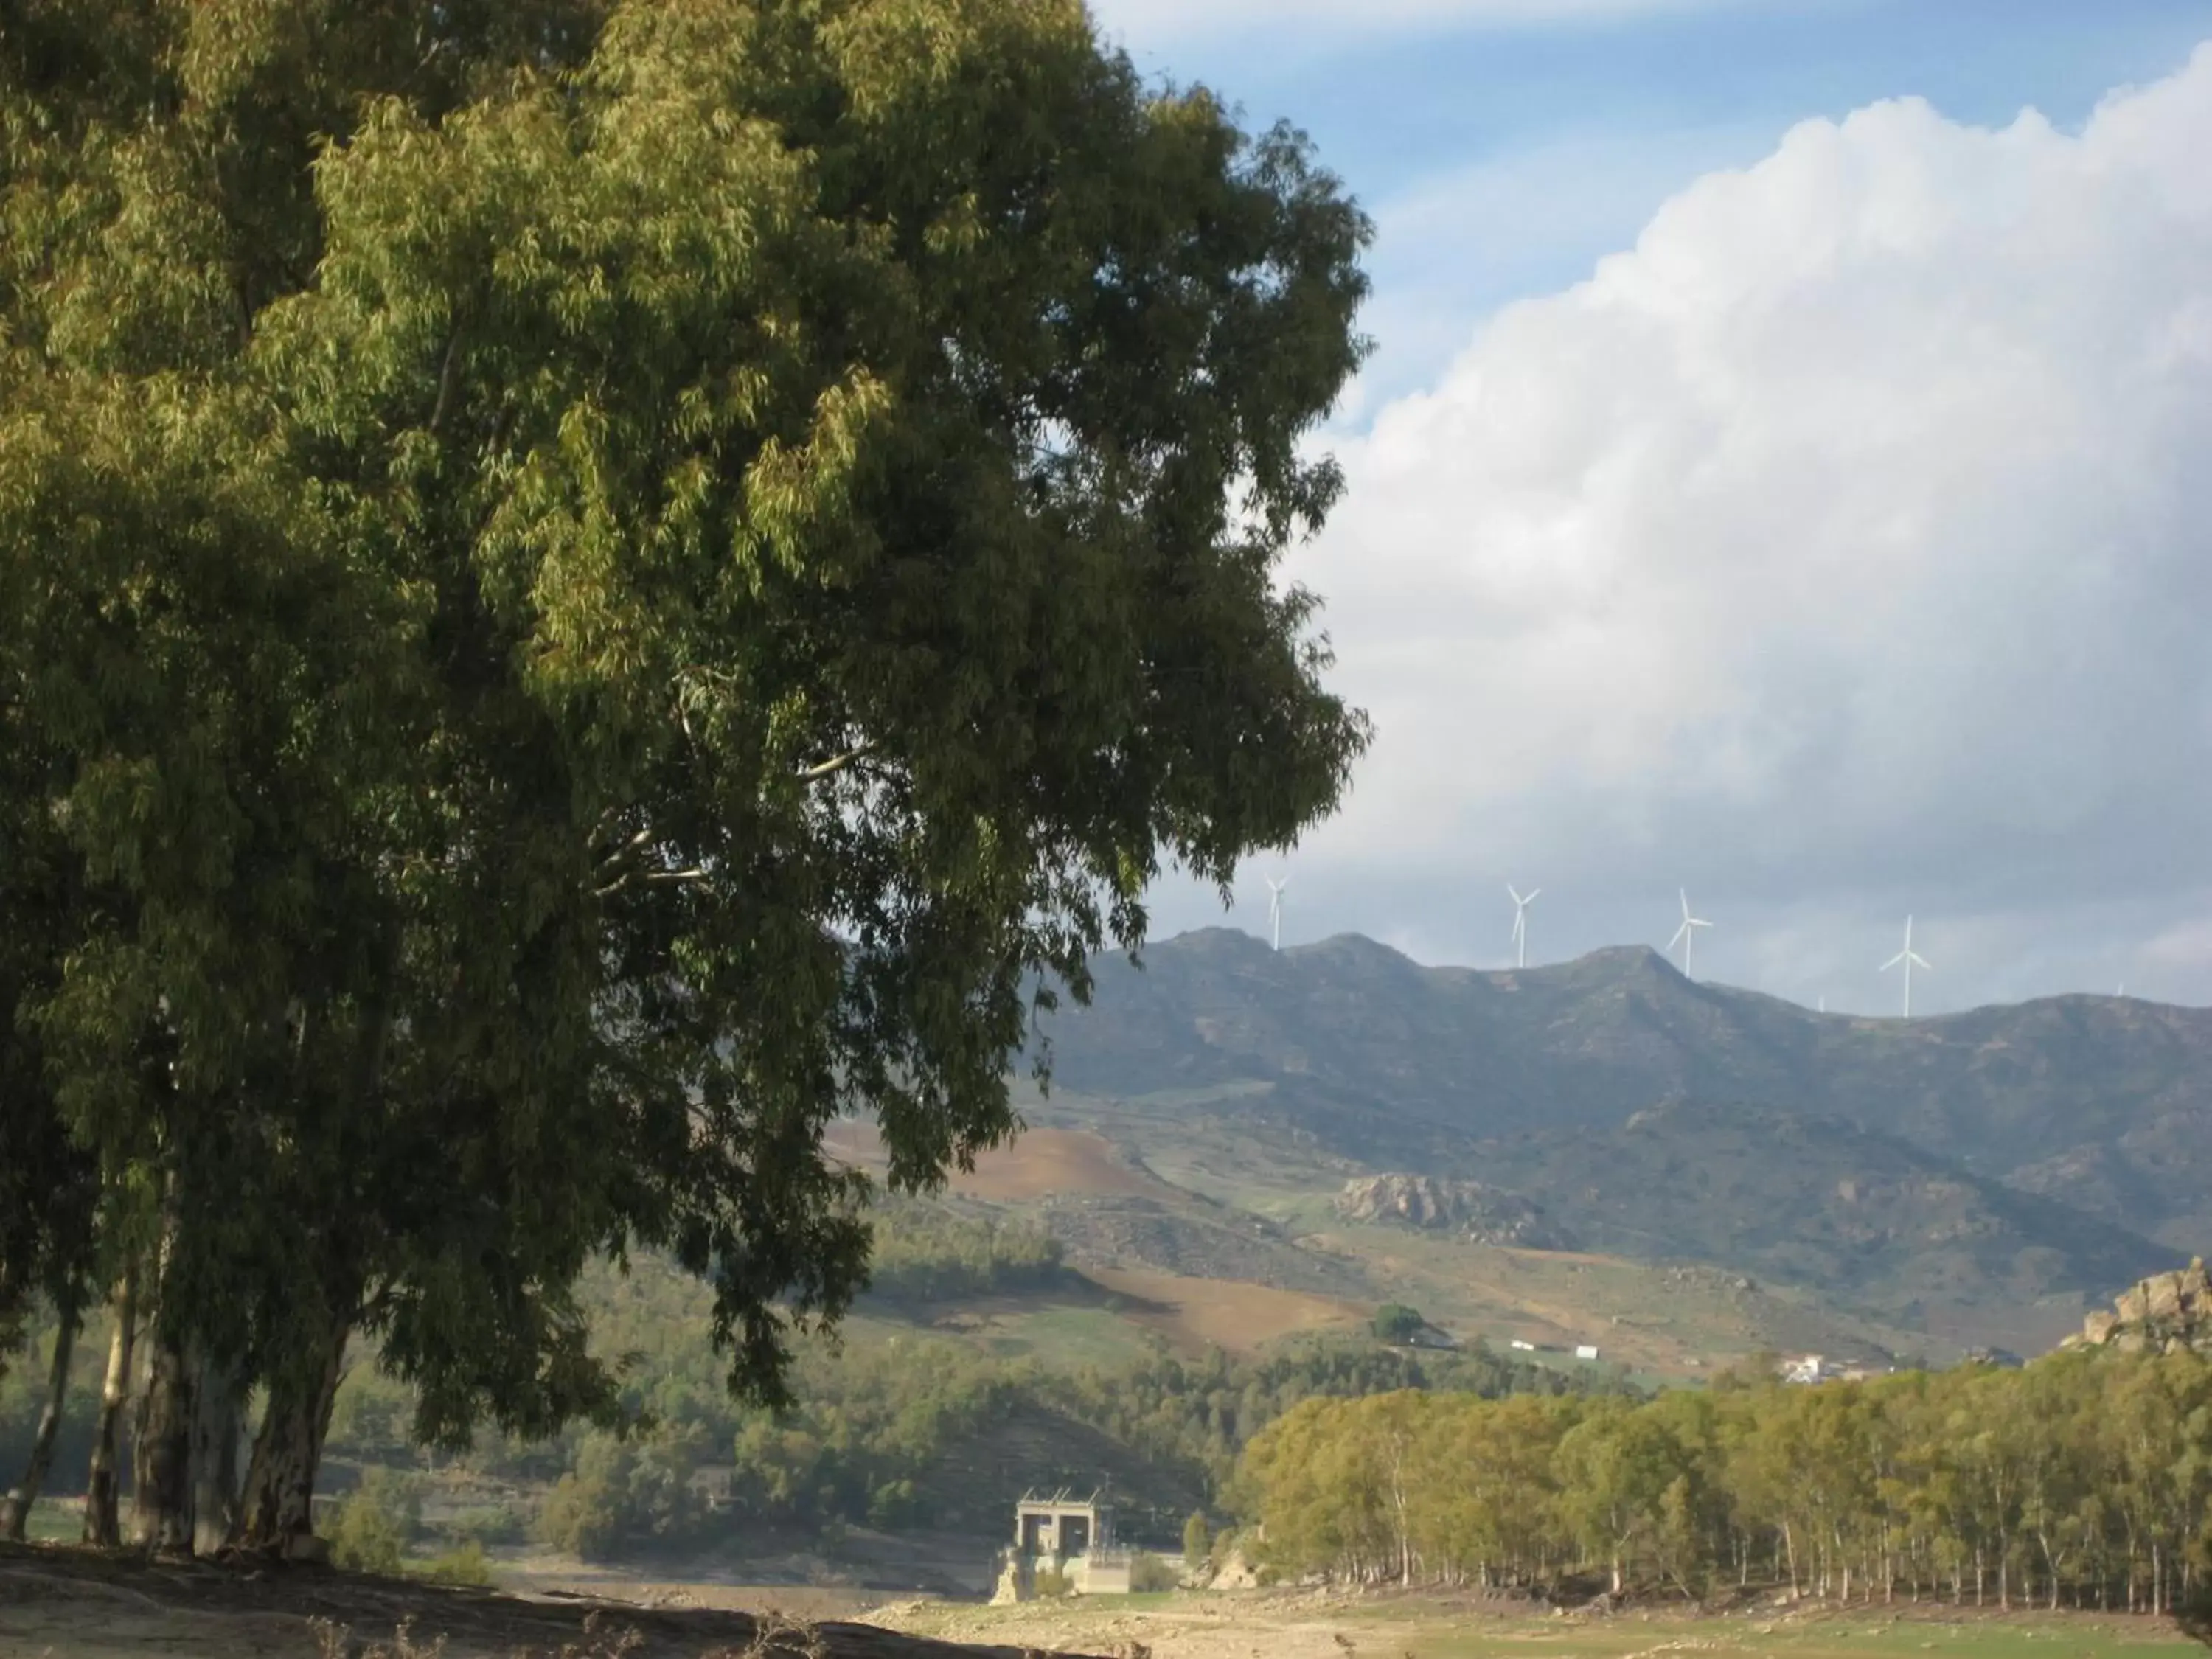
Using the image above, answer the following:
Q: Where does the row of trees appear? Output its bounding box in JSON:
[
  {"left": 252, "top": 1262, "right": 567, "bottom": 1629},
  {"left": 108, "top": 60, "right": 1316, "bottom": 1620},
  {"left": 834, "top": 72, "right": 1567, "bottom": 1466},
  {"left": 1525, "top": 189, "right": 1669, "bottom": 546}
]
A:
[
  {"left": 0, "top": 0, "right": 1369, "bottom": 1555},
  {"left": 1236, "top": 1349, "right": 2212, "bottom": 1614},
  {"left": 859, "top": 1204, "right": 1066, "bottom": 1304}
]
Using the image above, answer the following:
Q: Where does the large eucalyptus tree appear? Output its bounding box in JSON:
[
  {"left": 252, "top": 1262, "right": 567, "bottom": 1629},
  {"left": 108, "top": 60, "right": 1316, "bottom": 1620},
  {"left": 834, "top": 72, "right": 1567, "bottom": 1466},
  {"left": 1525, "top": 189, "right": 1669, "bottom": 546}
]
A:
[{"left": 0, "top": 0, "right": 1371, "bottom": 1552}]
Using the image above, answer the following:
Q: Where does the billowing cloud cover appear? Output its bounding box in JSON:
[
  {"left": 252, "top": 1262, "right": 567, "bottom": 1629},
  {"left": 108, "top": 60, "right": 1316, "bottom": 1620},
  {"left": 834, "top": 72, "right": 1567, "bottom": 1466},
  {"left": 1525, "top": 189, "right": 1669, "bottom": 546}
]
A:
[
  {"left": 1225, "top": 46, "right": 2212, "bottom": 1009},
  {"left": 1087, "top": 0, "right": 1733, "bottom": 45}
]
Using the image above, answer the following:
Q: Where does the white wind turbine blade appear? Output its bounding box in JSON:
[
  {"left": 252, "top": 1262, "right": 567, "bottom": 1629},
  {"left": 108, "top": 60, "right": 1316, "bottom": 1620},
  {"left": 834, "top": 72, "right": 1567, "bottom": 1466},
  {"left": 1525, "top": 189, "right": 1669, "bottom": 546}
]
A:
[
  {"left": 1507, "top": 883, "right": 1523, "bottom": 905},
  {"left": 1680, "top": 888, "right": 1692, "bottom": 921},
  {"left": 1882, "top": 950, "right": 1907, "bottom": 971},
  {"left": 1524, "top": 888, "right": 1541, "bottom": 905},
  {"left": 1688, "top": 917, "right": 1711, "bottom": 929},
  {"left": 1908, "top": 951, "right": 1930, "bottom": 970},
  {"left": 1669, "top": 919, "right": 1691, "bottom": 951}
]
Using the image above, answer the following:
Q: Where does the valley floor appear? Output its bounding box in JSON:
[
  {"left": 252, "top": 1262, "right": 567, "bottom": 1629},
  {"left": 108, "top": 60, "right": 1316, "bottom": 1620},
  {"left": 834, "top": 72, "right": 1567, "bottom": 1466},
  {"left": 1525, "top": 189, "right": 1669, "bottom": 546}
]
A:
[
  {"left": 869, "top": 1587, "right": 2199, "bottom": 1659},
  {"left": 7, "top": 1541, "right": 2198, "bottom": 1659}
]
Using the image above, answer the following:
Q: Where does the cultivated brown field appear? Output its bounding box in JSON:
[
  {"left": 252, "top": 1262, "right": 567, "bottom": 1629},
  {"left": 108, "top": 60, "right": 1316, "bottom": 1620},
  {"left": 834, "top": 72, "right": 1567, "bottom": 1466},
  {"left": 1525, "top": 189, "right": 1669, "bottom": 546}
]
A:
[
  {"left": 1079, "top": 1265, "right": 1365, "bottom": 1352},
  {"left": 824, "top": 1121, "right": 1175, "bottom": 1203}
]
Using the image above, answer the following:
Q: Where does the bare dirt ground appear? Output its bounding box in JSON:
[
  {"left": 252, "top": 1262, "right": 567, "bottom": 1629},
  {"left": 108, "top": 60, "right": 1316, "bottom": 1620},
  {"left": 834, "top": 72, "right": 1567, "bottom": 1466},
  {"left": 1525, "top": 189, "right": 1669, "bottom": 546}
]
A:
[
  {"left": 0, "top": 1543, "right": 1097, "bottom": 1659},
  {"left": 821, "top": 1124, "right": 1172, "bottom": 1205},
  {"left": 5, "top": 1547, "right": 2198, "bottom": 1659},
  {"left": 865, "top": 1585, "right": 2202, "bottom": 1659},
  {"left": 1076, "top": 1265, "right": 1363, "bottom": 1352}
]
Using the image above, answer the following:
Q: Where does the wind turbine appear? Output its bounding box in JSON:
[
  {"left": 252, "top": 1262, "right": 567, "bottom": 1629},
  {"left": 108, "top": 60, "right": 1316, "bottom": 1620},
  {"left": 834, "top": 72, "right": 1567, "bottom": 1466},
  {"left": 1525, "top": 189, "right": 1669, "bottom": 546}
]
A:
[
  {"left": 1669, "top": 888, "right": 1712, "bottom": 979},
  {"left": 1882, "top": 916, "right": 1930, "bottom": 1018},
  {"left": 1265, "top": 877, "right": 1287, "bottom": 953},
  {"left": 1507, "top": 883, "right": 1541, "bottom": 970}
]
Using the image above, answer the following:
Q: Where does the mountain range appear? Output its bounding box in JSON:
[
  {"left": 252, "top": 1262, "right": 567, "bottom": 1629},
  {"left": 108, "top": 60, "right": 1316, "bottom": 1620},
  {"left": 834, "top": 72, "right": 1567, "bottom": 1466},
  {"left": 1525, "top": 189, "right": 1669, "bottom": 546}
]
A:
[{"left": 1021, "top": 928, "right": 2210, "bottom": 1336}]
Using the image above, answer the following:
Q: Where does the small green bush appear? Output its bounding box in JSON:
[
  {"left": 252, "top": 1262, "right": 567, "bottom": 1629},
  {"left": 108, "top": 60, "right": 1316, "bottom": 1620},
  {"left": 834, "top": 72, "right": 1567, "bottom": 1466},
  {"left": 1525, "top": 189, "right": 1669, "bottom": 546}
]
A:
[
  {"left": 1130, "top": 1552, "right": 1178, "bottom": 1593},
  {"left": 1032, "top": 1565, "right": 1072, "bottom": 1598},
  {"left": 417, "top": 1540, "right": 493, "bottom": 1586},
  {"left": 1371, "top": 1303, "right": 1425, "bottom": 1344},
  {"left": 328, "top": 1492, "right": 408, "bottom": 1576},
  {"left": 1182, "top": 1512, "right": 1210, "bottom": 1569}
]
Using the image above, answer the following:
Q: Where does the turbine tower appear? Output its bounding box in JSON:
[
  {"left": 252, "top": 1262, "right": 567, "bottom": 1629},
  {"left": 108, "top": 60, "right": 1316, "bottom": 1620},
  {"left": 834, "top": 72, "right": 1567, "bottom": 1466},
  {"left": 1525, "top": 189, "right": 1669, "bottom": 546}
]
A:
[
  {"left": 1507, "top": 883, "right": 1541, "bottom": 970},
  {"left": 1265, "top": 877, "right": 1287, "bottom": 953},
  {"left": 1669, "top": 888, "right": 1712, "bottom": 979},
  {"left": 1882, "top": 916, "right": 1930, "bottom": 1018}
]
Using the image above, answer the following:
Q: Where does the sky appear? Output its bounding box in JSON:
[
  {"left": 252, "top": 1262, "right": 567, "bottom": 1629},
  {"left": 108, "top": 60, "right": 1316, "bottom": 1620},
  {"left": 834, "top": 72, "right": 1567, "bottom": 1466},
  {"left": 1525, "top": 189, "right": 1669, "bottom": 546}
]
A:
[{"left": 1086, "top": 0, "right": 2212, "bottom": 1015}]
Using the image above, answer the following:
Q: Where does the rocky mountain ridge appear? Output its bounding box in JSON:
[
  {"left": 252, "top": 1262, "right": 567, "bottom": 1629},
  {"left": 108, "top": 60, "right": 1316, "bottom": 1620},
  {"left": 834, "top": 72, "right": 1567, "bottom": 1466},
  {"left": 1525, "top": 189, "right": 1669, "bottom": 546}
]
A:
[
  {"left": 2066, "top": 1259, "right": 2212, "bottom": 1355},
  {"left": 1032, "top": 928, "right": 2212, "bottom": 1251},
  {"left": 1333, "top": 1173, "right": 1576, "bottom": 1249}
]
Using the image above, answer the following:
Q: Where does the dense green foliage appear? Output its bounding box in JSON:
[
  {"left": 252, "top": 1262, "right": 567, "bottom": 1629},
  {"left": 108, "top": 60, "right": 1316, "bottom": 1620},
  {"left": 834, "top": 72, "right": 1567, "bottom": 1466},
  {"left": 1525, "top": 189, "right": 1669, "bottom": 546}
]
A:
[
  {"left": 861, "top": 1202, "right": 1065, "bottom": 1304},
  {"left": 1371, "top": 1304, "right": 1425, "bottom": 1344},
  {"left": 0, "top": 0, "right": 1369, "bottom": 1548},
  {"left": 509, "top": 1329, "right": 1610, "bottom": 1559},
  {"left": 303, "top": 1246, "right": 1618, "bottom": 1564},
  {"left": 325, "top": 1470, "right": 422, "bottom": 1576},
  {"left": 1238, "top": 1349, "right": 2212, "bottom": 1613}
]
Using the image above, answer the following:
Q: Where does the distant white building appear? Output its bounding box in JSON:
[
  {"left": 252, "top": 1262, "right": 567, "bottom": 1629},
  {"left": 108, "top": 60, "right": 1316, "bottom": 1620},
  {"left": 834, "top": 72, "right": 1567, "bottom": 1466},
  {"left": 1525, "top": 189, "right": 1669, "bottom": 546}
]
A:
[
  {"left": 1573, "top": 1344, "right": 1600, "bottom": 1361},
  {"left": 1781, "top": 1354, "right": 1841, "bottom": 1385},
  {"left": 1509, "top": 1339, "right": 1536, "bottom": 1352}
]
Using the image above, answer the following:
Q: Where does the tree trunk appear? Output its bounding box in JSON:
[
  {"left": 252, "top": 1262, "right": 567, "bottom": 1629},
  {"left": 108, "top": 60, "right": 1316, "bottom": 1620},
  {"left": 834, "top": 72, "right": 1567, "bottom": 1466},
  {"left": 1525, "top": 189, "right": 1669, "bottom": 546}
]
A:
[
  {"left": 232, "top": 1316, "right": 349, "bottom": 1554},
  {"left": 1, "top": 1303, "right": 80, "bottom": 1540},
  {"left": 131, "top": 1320, "right": 196, "bottom": 1554},
  {"left": 189, "top": 1346, "right": 243, "bottom": 1557},
  {"left": 82, "top": 1265, "right": 138, "bottom": 1547}
]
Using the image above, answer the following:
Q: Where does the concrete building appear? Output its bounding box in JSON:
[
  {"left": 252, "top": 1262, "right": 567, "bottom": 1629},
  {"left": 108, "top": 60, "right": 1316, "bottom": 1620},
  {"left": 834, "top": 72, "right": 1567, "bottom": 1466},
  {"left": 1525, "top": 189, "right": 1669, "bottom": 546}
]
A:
[{"left": 991, "top": 1491, "right": 1138, "bottom": 1601}]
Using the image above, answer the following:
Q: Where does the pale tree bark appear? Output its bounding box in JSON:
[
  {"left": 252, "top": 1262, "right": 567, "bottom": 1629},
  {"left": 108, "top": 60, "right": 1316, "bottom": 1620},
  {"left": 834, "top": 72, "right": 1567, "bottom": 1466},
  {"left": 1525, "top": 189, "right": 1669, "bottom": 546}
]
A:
[
  {"left": 233, "top": 1316, "right": 350, "bottom": 1556},
  {"left": 1, "top": 1301, "right": 80, "bottom": 1540},
  {"left": 130, "top": 1318, "right": 196, "bottom": 1554},
  {"left": 188, "top": 1346, "right": 244, "bottom": 1557},
  {"left": 81, "top": 1264, "right": 137, "bottom": 1547}
]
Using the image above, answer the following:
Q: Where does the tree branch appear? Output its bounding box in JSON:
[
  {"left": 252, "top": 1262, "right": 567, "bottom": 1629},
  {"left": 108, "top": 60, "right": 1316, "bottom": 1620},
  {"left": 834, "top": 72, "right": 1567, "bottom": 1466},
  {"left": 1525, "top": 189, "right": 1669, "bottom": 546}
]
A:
[
  {"left": 801, "top": 743, "right": 872, "bottom": 782},
  {"left": 428, "top": 325, "right": 463, "bottom": 436}
]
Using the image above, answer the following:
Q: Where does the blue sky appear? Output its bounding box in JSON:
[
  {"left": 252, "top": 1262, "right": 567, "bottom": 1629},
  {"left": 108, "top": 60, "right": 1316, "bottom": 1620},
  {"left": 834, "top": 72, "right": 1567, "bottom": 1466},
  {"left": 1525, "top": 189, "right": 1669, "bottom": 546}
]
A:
[
  {"left": 1096, "top": 0, "right": 2212, "bottom": 403},
  {"left": 1086, "top": 2, "right": 2212, "bottom": 1015}
]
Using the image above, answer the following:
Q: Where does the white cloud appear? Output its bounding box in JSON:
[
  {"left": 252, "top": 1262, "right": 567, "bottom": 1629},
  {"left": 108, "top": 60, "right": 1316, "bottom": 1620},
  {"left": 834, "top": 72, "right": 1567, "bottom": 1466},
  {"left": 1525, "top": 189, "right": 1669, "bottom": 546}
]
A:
[
  {"left": 1340, "top": 125, "right": 1775, "bottom": 419},
  {"left": 1088, "top": 0, "right": 1745, "bottom": 48},
  {"left": 1253, "top": 44, "right": 2212, "bottom": 1009}
]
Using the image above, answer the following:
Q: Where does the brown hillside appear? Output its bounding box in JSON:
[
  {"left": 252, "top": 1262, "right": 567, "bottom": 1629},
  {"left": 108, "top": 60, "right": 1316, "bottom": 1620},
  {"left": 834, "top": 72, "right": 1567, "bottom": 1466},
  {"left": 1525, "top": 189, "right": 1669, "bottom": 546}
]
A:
[
  {"left": 1079, "top": 1265, "right": 1363, "bottom": 1352},
  {"left": 825, "top": 1121, "right": 1175, "bottom": 1203}
]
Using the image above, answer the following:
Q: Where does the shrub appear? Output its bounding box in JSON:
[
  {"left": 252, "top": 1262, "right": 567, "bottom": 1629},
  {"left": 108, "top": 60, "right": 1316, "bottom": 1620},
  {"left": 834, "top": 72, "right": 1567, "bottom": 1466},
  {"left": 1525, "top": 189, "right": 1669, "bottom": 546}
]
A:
[
  {"left": 1032, "top": 1565, "right": 1073, "bottom": 1598},
  {"left": 535, "top": 1430, "right": 709, "bottom": 1562},
  {"left": 328, "top": 1492, "right": 408, "bottom": 1576},
  {"left": 1130, "top": 1552, "right": 1179, "bottom": 1593},
  {"left": 417, "top": 1540, "right": 494, "bottom": 1586},
  {"left": 1182, "top": 1512, "right": 1211, "bottom": 1570},
  {"left": 1371, "top": 1303, "right": 1425, "bottom": 1344}
]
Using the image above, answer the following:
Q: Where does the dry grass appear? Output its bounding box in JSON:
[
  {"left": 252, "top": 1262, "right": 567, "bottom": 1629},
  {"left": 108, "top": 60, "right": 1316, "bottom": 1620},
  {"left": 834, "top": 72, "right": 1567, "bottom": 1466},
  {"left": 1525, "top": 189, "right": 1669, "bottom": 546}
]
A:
[
  {"left": 824, "top": 1122, "right": 1173, "bottom": 1205},
  {"left": 1078, "top": 1266, "right": 1365, "bottom": 1353}
]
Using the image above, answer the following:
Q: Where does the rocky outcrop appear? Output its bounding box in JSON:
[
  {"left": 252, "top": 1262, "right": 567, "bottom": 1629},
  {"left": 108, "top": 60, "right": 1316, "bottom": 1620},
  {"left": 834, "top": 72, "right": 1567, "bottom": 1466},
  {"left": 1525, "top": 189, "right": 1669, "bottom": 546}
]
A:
[
  {"left": 2064, "top": 1258, "right": 2212, "bottom": 1355},
  {"left": 1335, "top": 1174, "right": 1576, "bottom": 1250}
]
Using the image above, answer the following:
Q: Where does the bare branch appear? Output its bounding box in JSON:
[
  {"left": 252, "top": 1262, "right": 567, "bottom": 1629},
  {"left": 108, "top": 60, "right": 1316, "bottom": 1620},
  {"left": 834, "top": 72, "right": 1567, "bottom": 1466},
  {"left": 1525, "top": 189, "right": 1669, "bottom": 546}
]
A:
[
  {"left": 427, "top": 325, "right": 463, "bottom": 436},
  {"left": 801, "top": 744, "right": 872, "bottom": 783},
  {"left": 595, "top": 825, "right": 653, "bottom": 872}
]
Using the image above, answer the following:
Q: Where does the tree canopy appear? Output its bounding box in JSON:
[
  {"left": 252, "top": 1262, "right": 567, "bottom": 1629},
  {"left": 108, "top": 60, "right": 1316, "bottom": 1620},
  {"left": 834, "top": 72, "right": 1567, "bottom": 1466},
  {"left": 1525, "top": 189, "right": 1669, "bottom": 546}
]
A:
[
  {"left": 1236, "top": 1349, "right": 2212, "bottom": 1614},
  {"left": 0, "top": 0, "right": 1371, "bottom": 1551}
]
